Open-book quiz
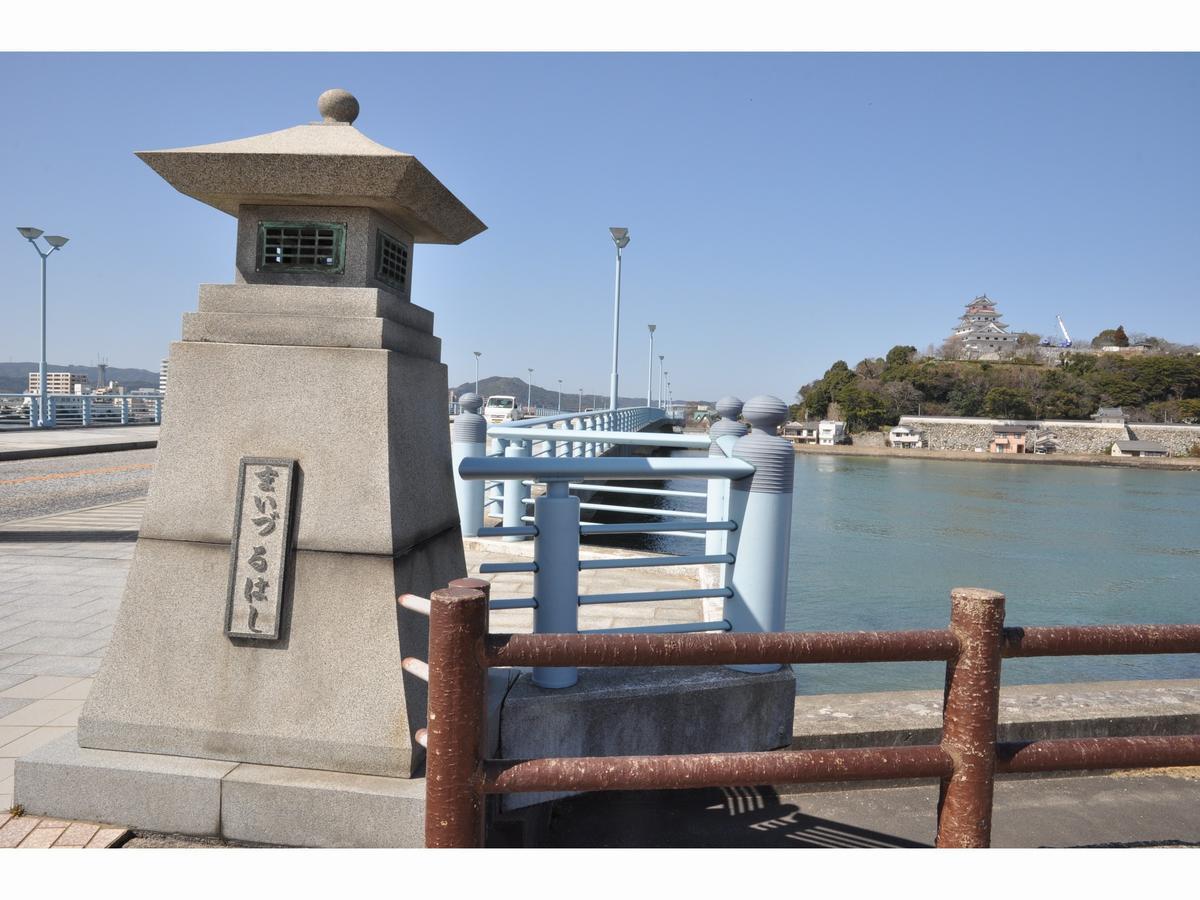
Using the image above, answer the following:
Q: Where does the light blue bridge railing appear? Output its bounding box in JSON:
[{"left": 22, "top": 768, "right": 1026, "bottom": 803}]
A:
[
  {"left": 450, "top": 392, "right": 795, "bottom": 689},
  {"left": 0, "top": 393, "right": 164, "bottom": 429}
]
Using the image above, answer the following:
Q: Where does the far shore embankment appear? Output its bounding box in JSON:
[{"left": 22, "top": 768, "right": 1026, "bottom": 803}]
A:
[{"left": 794, "top": 442, "right": 1200, "bottom": 471}]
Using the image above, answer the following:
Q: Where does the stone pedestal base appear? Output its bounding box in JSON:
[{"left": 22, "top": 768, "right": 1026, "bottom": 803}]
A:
[
  {"left": 499, "top": 666, "right": 797, "bottom": 810},
  {"left": 15, "top": 733, "right": 426, "bottom": 848}
]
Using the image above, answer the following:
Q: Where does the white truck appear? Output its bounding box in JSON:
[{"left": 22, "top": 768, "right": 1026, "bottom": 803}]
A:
[{"left": 483, "top": 395, "right": 522, "bottom": 425}]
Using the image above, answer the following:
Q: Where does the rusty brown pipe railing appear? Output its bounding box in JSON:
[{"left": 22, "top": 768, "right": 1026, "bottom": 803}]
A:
[{"left": 421, "top": 585, "right": 1200, "bottom": 849}]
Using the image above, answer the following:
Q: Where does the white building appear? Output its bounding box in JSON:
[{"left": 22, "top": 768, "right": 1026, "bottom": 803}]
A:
[
  {"left": 781, "top": 421, "right": 820, "bottom": 444},
  {"left": 888, "top": 424, "right": 924, "bottom": 448},
  {"left": 818, "top": 420, "right": 847, "bottom": 445},
  {"left": 1111, "top": 440, "right": 1168, "bottom": 458},
  {"left": 27, "top": 371, "right": 89, "bottom": 394}
]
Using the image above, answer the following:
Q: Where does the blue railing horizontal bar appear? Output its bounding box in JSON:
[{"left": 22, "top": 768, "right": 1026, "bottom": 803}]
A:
[
  {"left": 488, "top": 426, "right": 710, "bottom": 449},
  {"left": 459, "top": 456, "right": 754, "bottom": 483},
  {"left": 476, "top": 525, "right": 538, "bottom": 537},
  {"left": 578, "top": 553, "right": 733, "bottom": 571},
  {"left": 478, "top": 562, "right": 538, "bottom": 574},
  {"left": 579, "top": 587, "right": 735, "bottom": 605},
  {"left": 577, "top": 502, "right": 709, "bottom": 519},
  {"left": 568, "top": 483, "right": 708, "bottom": 499},
  {"left": 579, "top": 519, "right": 736, "bottom": 535},
  {"left": 490, "top": 597, "right": 538, "bottom": 611},
  {"left": 581, "top": 620, "right": 733, "bottom": 635}
]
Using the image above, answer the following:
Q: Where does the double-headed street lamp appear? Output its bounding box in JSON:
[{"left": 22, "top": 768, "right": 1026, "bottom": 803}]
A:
[
  {"left": 608, "top": 227, "right": 629, "bottom": 411},
  {"left": 17, "top": 227, "right": 70, "bottom": 428}
]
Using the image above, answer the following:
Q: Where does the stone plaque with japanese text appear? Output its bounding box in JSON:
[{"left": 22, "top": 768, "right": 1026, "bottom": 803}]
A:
[{"left": 224, "top": 457, "right": 296, "bottom": 640}]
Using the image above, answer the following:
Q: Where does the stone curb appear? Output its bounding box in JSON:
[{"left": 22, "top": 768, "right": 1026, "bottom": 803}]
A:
[{"left": 0, "top": 440, "right": 157, "bottom": 462}]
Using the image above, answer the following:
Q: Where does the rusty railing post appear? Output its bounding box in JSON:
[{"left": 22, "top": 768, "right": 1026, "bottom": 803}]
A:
[
  {"left": 425, "top": 585, "right": 490, "bottom": 848},
  {"left": 936, "top": 587, "right": 1006, "bottom": 848}
]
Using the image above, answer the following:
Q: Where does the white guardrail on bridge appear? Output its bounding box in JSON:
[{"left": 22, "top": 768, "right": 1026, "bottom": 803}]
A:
[{"left": 0, "top": 393, "right": 163, "bottom": 429}]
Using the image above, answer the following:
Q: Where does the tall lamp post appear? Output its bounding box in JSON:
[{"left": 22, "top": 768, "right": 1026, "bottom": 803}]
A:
[
  {"left": 608, "top": 227, "right": 629, "bottom": 410},
  {"left": 557, "top": 379, "right": 563, "bottom": 412},
  {"left": 17, "top": 227, "right": 70, "bottom": 428},
  {"left": 527, "top": 368, "right": 534, "bottom": 412},
  {"left": 658, "top": 354, "right": 665, "bottom": 410},
  {"left": 473, "top": 350, "right": 482, "bottom": 396},
  {"left": 578, "top": 388, "right": 583, "bottom": 413},
  {"left": 646, "top": 324, "right": 656, "bottom": 407}
]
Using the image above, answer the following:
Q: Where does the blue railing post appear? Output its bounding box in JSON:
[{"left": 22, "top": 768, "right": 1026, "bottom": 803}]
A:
[
  {"left": 81, "top": 396, "right": 92, "bottom": 426},
  {"left": 451, "top": 392, "right": 488, "bottom": 537},
  {"left": 47, "top": 396, "right": 57, "bottom": 427},
  {"left": 120, "top": 396, "right": 129, "bottom": 425},
  {"left": 154, "top": 397, "right": 163, "bottom": 424},
  {"left": 532, "top": 480, "right": 581, "bottom": 688},
  {"left": 27, "top": 397, "right": 38, "bottom": 428},
  {"left": 723, "top": 395, "right": 794, "bottom": 674},
  {"left": 503, "top": 439, "right": 532, "bottom": 541},
  {"left": 706, "top": 396, "right": 748, "bottom": 555},
  {"left": 487, "top": 435, "right": 509, "bottom": 521}
]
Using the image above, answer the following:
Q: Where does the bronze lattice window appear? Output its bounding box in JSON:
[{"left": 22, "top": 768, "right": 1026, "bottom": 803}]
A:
[
  {"left": 375, "top": 230, "right": 409, "bottom": 292},
  {"left": 257, "top": 222, "right": 346, "bottom": 274}
]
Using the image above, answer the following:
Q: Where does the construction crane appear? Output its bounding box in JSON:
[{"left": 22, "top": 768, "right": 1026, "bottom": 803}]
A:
[{"left": 1039, "top": 315, "right": 1073, "bottom": 348}]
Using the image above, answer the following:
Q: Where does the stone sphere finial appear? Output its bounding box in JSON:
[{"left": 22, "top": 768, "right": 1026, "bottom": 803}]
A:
[
  {"left": 460, "top": 392, "right": 483, "bottom": 412},
  {"left": 318, "top": 89, "right": 360, "bottom": 124},
  {"left": 715, "top": 396, "right": 744, "bottom": 420},
  {"left": 742, "top": 395, "right": 788, "bottom": 431}
]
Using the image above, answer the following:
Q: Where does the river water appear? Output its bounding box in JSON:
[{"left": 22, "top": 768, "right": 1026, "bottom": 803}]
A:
[{"left": 584, "top": 453, "right": 1199, "bottom": 695}]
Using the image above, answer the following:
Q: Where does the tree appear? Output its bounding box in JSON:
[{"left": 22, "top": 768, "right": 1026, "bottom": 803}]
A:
[
  {"left": 884, "top": 345, "right": 918, "bottom": 370},
  {"left": 983, "top": 387, "right": 1034, "bottom": 419},
  {"left": 1091, "top": 325, "right": 1130, "bottom": 348},
  {"left": 835, "top": 384, "right": 890, "bottom": 431}
]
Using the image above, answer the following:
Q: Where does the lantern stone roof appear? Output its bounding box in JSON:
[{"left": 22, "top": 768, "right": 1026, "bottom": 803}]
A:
[{"left": 136, "top": 89, "right": 486, "bottom": 245}]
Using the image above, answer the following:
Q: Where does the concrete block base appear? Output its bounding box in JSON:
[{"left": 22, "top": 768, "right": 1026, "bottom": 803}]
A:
[
  {"left": 499, "top": 665, "right": 796, "bottom": 809},
  {"left": 16, "top": 733, "right": 427, "bottom": 848}
]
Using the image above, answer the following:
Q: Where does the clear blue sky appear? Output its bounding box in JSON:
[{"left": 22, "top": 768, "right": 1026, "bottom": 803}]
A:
[{"left": 2, "top": 53, "right": 1197, "bottom": 401}]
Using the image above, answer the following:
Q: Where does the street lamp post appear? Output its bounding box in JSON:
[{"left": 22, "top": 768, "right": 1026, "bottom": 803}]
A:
[
  {"left": 578, "top": 388, "right": 583, "bottom": 413},
  {"left": 646, "top": 324, "right": 656, "bottom": 407},
  {"left": 608, "top": 227, "right": 629, "bottom": 411},
  {"left": 16, "top": 227, "right": 70, "bottom": 428},
  {"left": 557, "top": 379, "right": 562, "bottom": 412},
  {"left": 527, "top": 368, "right": 534, "bottom": 413},
  {"left": 473, "top": 351, "right": 481, "bottom": 395},
  {"left": 663, "top": 371, "right": 669, "bottom": 417},
  {"left": 658, "top": 355, "right": 665, "bottom": 410}
]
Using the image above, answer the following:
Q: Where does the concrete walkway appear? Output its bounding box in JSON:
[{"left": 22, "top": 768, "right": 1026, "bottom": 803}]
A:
[
  {"left": 0, "top": 497, "right": 713, "bottom": 814},
  {"left": 0, "top": 426, "right": 159, "bottom": 462}
]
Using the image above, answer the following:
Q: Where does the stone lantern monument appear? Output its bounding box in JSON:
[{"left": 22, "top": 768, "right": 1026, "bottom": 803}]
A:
[{"left": 18, "top": 90, "right": 485, "bottom": 846}]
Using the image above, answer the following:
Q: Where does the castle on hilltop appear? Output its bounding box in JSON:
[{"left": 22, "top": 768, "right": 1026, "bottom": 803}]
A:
[{"left": 948, "top": 294, "right": 1020, "bottom": 358}]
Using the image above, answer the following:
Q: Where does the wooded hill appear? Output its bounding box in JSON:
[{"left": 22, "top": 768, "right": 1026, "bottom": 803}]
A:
[
  {"left": 797, "top": 346, "right": 1200, "bottom": 431},
  {"left": 452, "top": 376, "right": 652, "bottom": 412},
  {"left": 0, "top": 362, "right": 159, "bottom": 394}
]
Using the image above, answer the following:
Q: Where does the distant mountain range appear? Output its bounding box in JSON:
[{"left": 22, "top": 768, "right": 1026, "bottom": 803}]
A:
[
  {"left": 451, "top": 376, "right": 695, "bottom": 411},
  {"left": 0, "top": 362, "right": 159, "bottom": 394}
]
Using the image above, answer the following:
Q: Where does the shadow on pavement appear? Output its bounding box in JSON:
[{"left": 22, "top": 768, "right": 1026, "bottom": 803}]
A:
[
  {"left": 0, "top": 530, "right": 137, "bottom": 542},
  {"left": 496, "top": 786, "right": 928, "bottom": 848}
]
